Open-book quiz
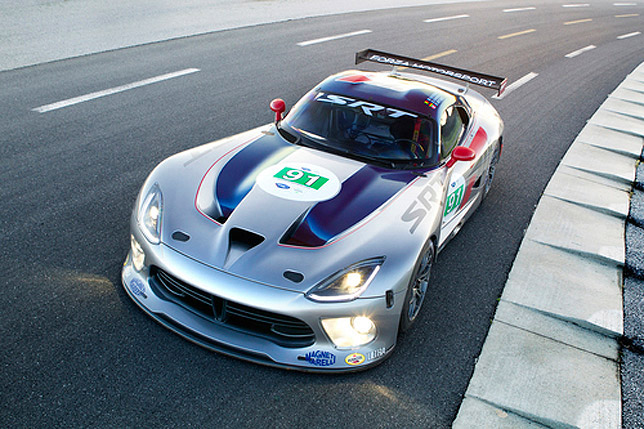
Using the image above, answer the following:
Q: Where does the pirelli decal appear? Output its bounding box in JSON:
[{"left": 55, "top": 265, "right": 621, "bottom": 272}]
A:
[{"left": 355, "top": 49, "right": 507, "bottom": 96}]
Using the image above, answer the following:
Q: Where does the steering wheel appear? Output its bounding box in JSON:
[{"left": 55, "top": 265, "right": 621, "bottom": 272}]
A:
[{"left": 395, "top": 139, "right": 424, "bottom": 159}]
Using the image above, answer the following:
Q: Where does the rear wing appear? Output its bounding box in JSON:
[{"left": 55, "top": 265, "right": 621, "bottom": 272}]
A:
[{"left": 355, "top": 49, "right": 507, "bottom": 97}]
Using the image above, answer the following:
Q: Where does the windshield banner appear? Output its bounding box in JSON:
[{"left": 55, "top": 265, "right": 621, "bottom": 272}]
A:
[{"left": 355, "top": 49, "right": 507, "bottom": 96}]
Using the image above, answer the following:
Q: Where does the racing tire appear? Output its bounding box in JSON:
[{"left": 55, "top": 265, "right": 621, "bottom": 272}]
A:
[
  {"left": 399, "top": 240, "right": 435, "bottom": 333},
  {"left": 482, "top": 143, "right": 500, "bottom": 200}
]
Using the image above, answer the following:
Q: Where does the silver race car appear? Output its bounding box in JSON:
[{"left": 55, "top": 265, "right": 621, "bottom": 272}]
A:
[{"left": 122, "top": 50, "right": 506, "bottom": 371}]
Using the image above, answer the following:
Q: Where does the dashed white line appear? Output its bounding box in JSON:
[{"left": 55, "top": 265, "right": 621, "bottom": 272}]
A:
[
  {"left": 614, "top": 2, "right": 637, "bottom": 5},
  {"left": 503, "top": 7, "right": 537, "bottom": 12},
  {"left": 615, "top": 13, "right": 640, "bottom": 17},
  {"left": 423, "top": 14, "right": 470, "bottom": 23},
  {"left": 562, "top": 3, "right": 590, "bottom": 7},
  {"left": 565, "top": 45, "right": 596, "bottom": 58},
  {"left": 618, "top": 31, "right": 641, "bottom": 39},
  {"left": 297, "top": 29, "right": 372, "bottom": 47},
  {"left": 492, "top": 72, "right": 538, "bottom": 100},
  {"left": 32, "top": 68, "right": 200, "bottom": 113}
]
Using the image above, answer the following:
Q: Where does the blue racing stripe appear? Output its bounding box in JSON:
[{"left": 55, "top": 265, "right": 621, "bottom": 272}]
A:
[
  {"left": 283, "top": 166, "right": 417, "bottom": 247},
  {"left": 216, "top": 134, "right": 295, "bottom": 221}
]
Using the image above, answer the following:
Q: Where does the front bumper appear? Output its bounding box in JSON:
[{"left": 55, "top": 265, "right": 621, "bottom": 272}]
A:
[{"left": 121, "top": 237, "right": 401, "bottom": 372}]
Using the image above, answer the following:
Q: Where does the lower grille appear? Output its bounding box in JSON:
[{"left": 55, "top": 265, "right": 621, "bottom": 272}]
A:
[{"left": 149, "top": 267, "right": 315, "bottom": 348}]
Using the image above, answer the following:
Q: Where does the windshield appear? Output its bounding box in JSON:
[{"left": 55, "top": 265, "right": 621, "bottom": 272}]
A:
[{"left": 281, "top": 91, "right": 438, "bottom": 168}]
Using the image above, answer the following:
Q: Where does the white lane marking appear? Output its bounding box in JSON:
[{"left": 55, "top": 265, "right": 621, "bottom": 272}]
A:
[
  {"left": 618, "top": 31, "right": 641, "bottom": 39},
  {"left": 565, "top": 45, "right": 596, "bottom": 58},
  {"left": 423, "top": 14, "right": 470, "bottom": 23},
  {"left": 616, "top": 13, "right": 640, "bottom": 17},
  {"left": 562, "top": 3, "right": 590, "bottom": 7},
  {"left": 492, "top": 72, "right": 538, "bottom": 100},
  {"left": 296, "top": 29, "right": 371, "bottom": 46},
  {"left": 503, "top": 7, "right": 536, "bottom": 12},
  {"left": 614, "top": 2, "right": 637, "bottom": 5},
  {"left": 33, "top": 68, "right": 200, "bottom": 113}
]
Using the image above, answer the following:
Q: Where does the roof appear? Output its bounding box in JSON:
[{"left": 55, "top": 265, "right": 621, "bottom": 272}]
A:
[{"left": 317, "top": 70, "right": 457, "bottom": 119}]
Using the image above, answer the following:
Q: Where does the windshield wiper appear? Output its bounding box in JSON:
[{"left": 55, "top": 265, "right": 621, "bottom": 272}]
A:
[
  {"left": 353, "top": 154, "right": 406, "bottom": 169},
  {"left": 359, "top": 155, "right": 436, "bottom": 171}
]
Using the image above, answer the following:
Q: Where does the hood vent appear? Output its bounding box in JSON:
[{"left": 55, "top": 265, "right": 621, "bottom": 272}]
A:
[
  {"left": 230, "top": 227, "right": 264, "bottom": 249},
  {"left": 283, "top": 271, "right": 304, "bottom": 283},
  {"left": 172, "top": 230, "right": 191, "bottom": 242},
  {"left": 224, "top": 228, "right": 265, "bottom": 268}
]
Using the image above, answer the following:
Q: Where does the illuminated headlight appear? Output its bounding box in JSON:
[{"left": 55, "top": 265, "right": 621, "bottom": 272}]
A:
[
  {"left": 306, "top": 258, "right": 384, "bottom": 302},
  {"left": 137, "top": 184, "right": 163, "bottom": 244},
  {"left": 321, "top": 316, "right": 377, "bottom": 348},
  {"left": 130, "top": 235, "right": 145, "bottom": 272}
]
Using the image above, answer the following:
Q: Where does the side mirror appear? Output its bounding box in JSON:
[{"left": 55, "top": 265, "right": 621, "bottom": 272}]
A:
[
  {"left": 270, "top": 98, "right": 286, "bottom": 123},
  {"left": 446, "top": 146, "right": 476, "bottom": 168}
]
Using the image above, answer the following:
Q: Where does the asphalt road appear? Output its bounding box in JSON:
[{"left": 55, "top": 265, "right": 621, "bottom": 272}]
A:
[{"left": 1, "top": 1, "right": 643, "bottom": 427}]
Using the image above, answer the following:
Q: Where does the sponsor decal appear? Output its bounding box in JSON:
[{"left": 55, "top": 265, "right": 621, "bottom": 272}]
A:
[
  {"left": 257, "top": 163, "right": 341, "bottom": 202},
  {"left": 130, "top": 278, "right": 147, "bottom": 298},
  {"left": 316, "top": 92, "right": 417, "bottom": 119},
  {"left": 401, "top": 179, "right": 441, "bottom": 234},
  {"left": 305, "top": 350, "right": 336, "bottom": 367},
  {"left": 366, "top": 54, "right": 501, "bottom": 89},
  {"left": 354, "top": 49, "right": 507, "bottom": 94},
  {"left": 345, "top": 353, "right": 366, "bottom": 366},
  {"left": 367, "top": 347, "right": 386, "bottom": 361},
  {"left": 424, "top": 94, "right": 444, "bottom": 110}
]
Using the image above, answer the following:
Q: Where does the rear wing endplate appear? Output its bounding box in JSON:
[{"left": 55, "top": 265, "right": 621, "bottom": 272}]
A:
[{"left": 355, "top": 49, "right": 507, "bottom": 97}]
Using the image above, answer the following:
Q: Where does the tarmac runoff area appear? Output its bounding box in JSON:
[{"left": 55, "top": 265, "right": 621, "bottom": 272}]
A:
[
  {"left": 453, "top": 62, "right": 644, "bottom": 429},
  {"left": 0, "top": 0, "right": 479, "bottom": 72}
]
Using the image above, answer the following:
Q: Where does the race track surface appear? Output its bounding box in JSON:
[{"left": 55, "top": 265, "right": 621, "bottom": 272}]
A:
[{"left": 1, "top": 0, "right": 643, "bottom": 426}]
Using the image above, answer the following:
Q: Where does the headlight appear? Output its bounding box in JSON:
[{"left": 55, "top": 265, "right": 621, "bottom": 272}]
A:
[
  {"left": 321, "top": 316, "right": 377, "bottom": 348},
  {"left": 306, "top": 258, "right": 384, "bottom": 302},
  {"left": 137, "top": 184, "right": 163, "bottom": 244}
]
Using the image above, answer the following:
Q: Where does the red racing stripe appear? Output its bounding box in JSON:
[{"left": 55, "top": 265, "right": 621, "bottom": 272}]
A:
[
  {"left": 459, "top": 176, "right": 477, "bottom": 210},
  {"left": 468, "top": 127, "right": 488, "bottom": 155}
]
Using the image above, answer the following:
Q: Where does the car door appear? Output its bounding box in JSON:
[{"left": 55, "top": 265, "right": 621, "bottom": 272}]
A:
[{"left": 439, "top": 103, "right": 478, "bottom": 244}]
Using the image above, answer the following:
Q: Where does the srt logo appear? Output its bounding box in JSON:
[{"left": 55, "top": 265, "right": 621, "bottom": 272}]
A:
[
  {"left": 316, "top": 93, "right": 418, "bottom": 118},
  {"left": 401, "top": 180, "right": 440, "bottom": 234}
]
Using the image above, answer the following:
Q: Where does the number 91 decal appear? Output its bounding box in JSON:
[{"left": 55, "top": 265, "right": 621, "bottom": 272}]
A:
[
  {"left": 256, "top": 163, "right": 342, "bottom": 202},
  {"left": 443, "top": 176, "right": 466, "bottom": 223},
  {"left": 274, "top": 167, "right": 329, "bottom": 190}
]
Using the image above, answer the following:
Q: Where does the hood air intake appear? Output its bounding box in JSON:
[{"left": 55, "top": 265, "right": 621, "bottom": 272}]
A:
[{"left": 224, "top": 228, "right": 265, "bottom": 268}]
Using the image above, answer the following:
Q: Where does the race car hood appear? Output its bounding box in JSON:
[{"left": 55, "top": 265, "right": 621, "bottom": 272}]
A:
[
  {"left": 155, "top": 126, "right": 438, "bottom": 293},
  {"left": 207, "top": 132, "right": 418, "bottom": 246}
]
